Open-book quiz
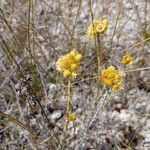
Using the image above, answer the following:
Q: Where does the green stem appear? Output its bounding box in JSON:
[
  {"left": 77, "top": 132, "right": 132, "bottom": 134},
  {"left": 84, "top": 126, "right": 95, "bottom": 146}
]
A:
[{"left": 67, "top": 79, "right": 71, "bottom": 112}]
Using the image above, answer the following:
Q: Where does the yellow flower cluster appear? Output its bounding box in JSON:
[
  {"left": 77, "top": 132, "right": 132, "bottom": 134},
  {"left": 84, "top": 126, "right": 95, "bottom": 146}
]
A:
[
  {"left": 100, "top": 66, "right": 123, "bottom": 91},
  {"left": 87, "top": 19, "right": 108, "bottom": 39},
  {"left": 56, "top": 50, "right": 82, "bottom": 78},
  {"left": 121, "top": 53, "right": 133, "bottom": 65},
  {"left": 67, "top": 113, "right": 76, "bottom": 122}
]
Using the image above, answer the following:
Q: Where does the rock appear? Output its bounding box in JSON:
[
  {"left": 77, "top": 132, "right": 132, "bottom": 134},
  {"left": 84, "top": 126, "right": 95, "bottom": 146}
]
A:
[
  {"left": 146, "top": 105, "right": 150, "bottom": 113},
  {"left": 118, "top": 110, "right": 131, "bottom": 122},
  {"left": 50, "top": 110, "right": 62, "bottom": 122},
  {"left": 135, "top": 103, "right": 146, "bottom": 115}
]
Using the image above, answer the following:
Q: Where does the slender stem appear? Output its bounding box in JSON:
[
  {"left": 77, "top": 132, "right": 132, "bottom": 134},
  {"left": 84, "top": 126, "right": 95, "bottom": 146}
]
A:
[
  {"left": 96, "top": 34, "right": 100, "bottom": 70},
  {"left": 125, "top": 66, "right": 150, "bottom": 73},
  {"left": 67, "top": 79, "right": 71, "bottom": 112},
  {"left": 111, "top": 37, "right": 150, "bottom": 57},
  {"left": 109, "top": 1, "right": 122, "bottom": 54},
  {"left": 78, "top": 91, "right": 113, "bottom": 149},
  {"left": 88, "top": 0, "right": 99, "bottom": 72},
  {"left": 94, "top": 85, "right": 106, "bottom": 109},
  {"left": 64, "top": 79, "right": 71, "bottom": 130},
  {"left": 144, "top": 0, "right": 148, "bottom": 29}
]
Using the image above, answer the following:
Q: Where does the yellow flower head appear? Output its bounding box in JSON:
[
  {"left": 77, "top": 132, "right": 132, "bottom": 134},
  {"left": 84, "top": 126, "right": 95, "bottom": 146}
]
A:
[
  {"left": 121, "top": 53, "right": 133, "bottom": 65},
  {"left": 87, "top": 19, "right": 108, "bottom": 39},
  {"left": 100, "top": 66, "right": 123, "bottom": 91},
  {"left": 56, "top": 50, "right": 82, "bottom": 78},
  {"left": 67, "top": 113, "right": 76, "bottom": 122},
  {"left": 75, "top": 54, "right": 83, "bottom": 62},
  {"left": 63, "top": 70, "right": 71, "bottom": 78}
]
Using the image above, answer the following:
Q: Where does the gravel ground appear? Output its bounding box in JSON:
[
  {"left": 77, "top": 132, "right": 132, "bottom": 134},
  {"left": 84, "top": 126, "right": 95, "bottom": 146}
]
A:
[{"left": 0, "top": 0, "right": 150, "bottom": 150}]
